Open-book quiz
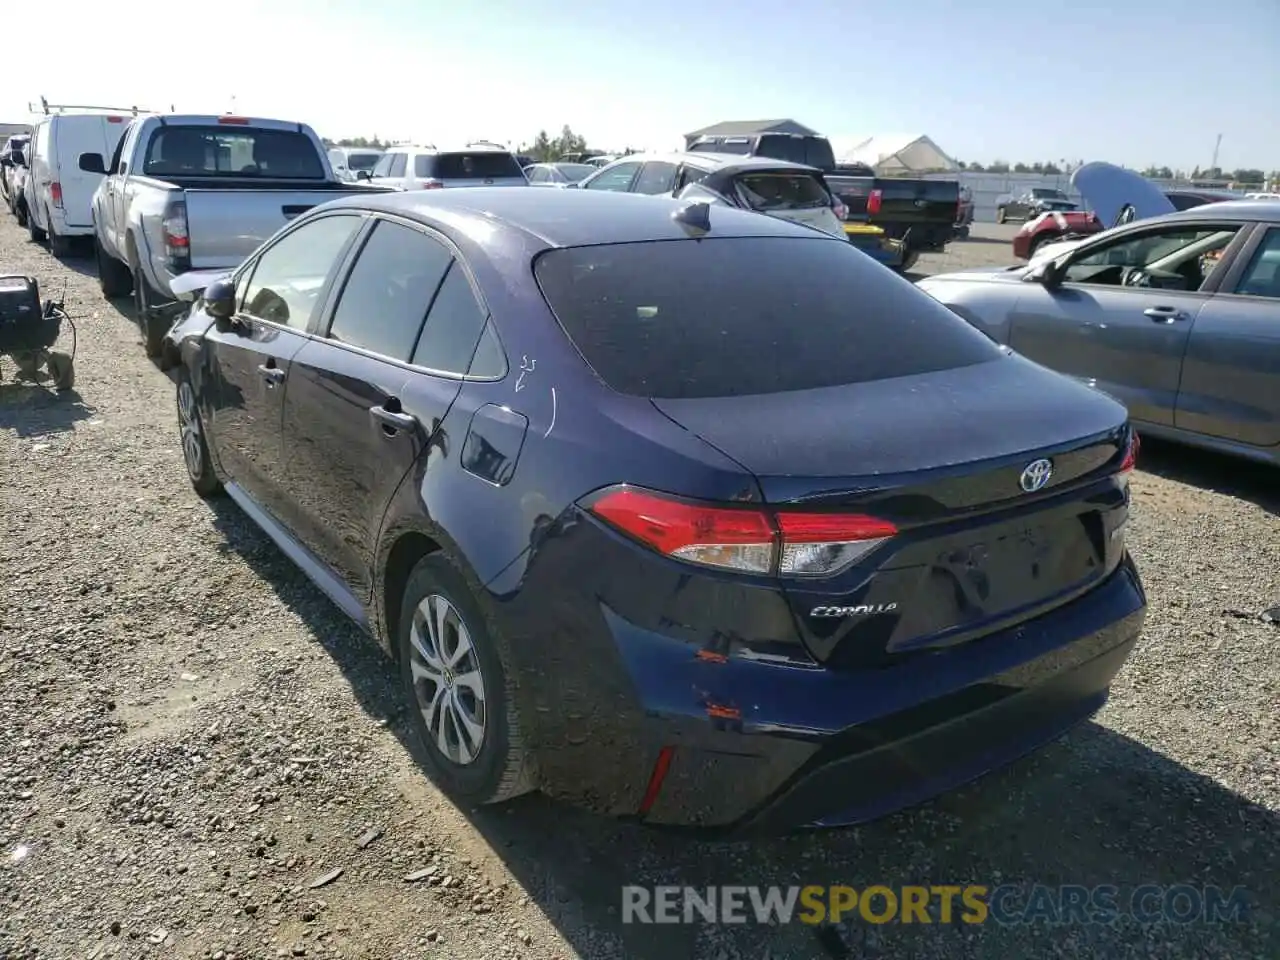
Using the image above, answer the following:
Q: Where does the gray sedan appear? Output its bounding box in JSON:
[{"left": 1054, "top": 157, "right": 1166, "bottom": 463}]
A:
[{"left": 918, "top": 201, "right": 1280, "bottom": 466}]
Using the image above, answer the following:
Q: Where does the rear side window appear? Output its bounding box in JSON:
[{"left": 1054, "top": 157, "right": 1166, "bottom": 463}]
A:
[
  {"left": 534, "top": 237, "right": 1002, "bottom": 399},
  {"left": 410, "top": 263, "right": 490, "bottom": 374},
  {"left": 734, "top": 172, "right": 830, "bottom": 211},
  {"left": 327, "top": 220, "right": 452, "bottom": 359},
  {"left": 432, "top": 152, "right": 523, "bottom": 179}
]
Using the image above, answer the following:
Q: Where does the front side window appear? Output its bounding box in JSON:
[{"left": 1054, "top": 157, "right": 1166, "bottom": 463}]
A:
[
  {"left": 327, "top": 220, "right": 453, "bottom": 360},
  {"left": 583, "top": 161, "right": 640, "bottom": 192},
  {"left": 371, "top": 152, "right": 397, "bottom": 178},
  {"left": 241, "top": 215, "right": 362, "bottom": 329},
  {"left": 388, "top": 153, "right": 407, "bottom": 177},
  {"left": 1063, "top": 225, "right": 1241, "bottom": 291},
  {"left": 632, "top": 161, "right": 678, "bottom": 196}
]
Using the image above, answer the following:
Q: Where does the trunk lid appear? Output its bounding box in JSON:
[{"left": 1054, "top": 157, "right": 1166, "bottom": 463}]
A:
[{"left": 651, "top": 355, "right": 1132, "bottom": 668}]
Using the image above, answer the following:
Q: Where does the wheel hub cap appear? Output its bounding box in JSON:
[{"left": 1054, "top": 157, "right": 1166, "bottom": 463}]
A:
[{"left": 408, "top": 594, "right": 487, "bottom": 766}]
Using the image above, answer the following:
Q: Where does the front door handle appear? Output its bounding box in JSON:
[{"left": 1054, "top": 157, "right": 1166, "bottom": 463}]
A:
[
  {"left": 1143, "top": 306, "right": 1190, "bottom": 323},
  {"left": 370, "top": 403, "right": 418, "bottom": 435},
  {"left": 257, "top": 364, "right": 286, "bottom": 385}
]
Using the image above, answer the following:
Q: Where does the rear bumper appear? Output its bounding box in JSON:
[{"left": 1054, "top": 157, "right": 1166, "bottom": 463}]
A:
[{"left": 511, "top": 549, "right": 1144, "bottom": 832}]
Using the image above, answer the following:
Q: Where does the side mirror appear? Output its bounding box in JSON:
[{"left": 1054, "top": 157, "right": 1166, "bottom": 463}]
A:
[
  {"left": 1026, "top": 259, "right": 1063, "bottom": 288},
  {"left": 203, "top": 277, "right": 238, "bottom": 323},
  {"left": 355, "top": 170, "right": 372, "bottom": 181},
  {"left": 79, "top": 152, "right": 107, "bottom": 175}
]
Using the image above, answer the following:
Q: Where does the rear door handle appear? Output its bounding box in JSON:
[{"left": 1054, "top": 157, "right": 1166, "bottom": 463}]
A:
[
  {"left": 370, "top": 404, "right": 417, "bottom": 435},
  {"left": 257, "top": 364, "right": 286, "bottom": 385},
  {"left": 1143, "top": 306, "right": 1190, "bottom": 323}
]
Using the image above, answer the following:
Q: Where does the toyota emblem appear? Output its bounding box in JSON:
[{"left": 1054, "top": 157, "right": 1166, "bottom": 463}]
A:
[{"left": 1019, "top": 458, "right": 1054, "bottom": 493}]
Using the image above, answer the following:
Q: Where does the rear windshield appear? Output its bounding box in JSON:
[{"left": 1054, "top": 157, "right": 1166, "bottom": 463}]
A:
[
  {"left": 535, "top": 238, "right": 1001, "bottom": 399},
  {"left": 347, "top": 152, "right": 381, "bottom": 171},
  {"left": 423, "top": 151, "right": 524, "bottom": 179},
  {"left": 734, "top": 172, "right": 830, "bottom": 211},
  {"left": 143, "top": 126, "right": 324, "bottom": 179},
  {"left": 756, "top": 134, "right": 835, "bottom": 170}
]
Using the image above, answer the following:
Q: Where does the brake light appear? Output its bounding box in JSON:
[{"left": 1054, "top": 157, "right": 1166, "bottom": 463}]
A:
[
  {"left": 420, "top": 179, "right": 444, "bottom": 190},
  {"left": 107, "top": 116, "right": 125, "bottom": 123},
  {"left": 161, "top": 199, "right": 191, "bottom": 271},
  {"left": 1119, "top": 430, "right": 1140, "bottom": 474},
  {"left": 49, "top": 182, "right": 63, "bottom": 207},
  {"left": 585, "top": 486, "right": 897, "bottom": 577},
  {"left": 866, "top": 188, "right": 883, "bottom": 216},
  {"left": 218, "top": 116, "right": 250, "bottom": 125}
]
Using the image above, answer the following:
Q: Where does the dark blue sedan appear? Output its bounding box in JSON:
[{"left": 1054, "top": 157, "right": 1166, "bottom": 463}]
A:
[{"left": 168, "top": 188, "right": 1146, "bottom": 831}]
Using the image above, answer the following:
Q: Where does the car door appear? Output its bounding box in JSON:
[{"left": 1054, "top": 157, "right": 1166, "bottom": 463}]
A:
[
  {"left": 280, "top": 217, "right": 464, "bottom": 601},
  {"left": 1007, "top": 192, "right": 1031, "bottom": 219},
  {"left": 581, "top": 160, "right": 642, "bottom": 192},
  {"left": 1007, "top": 221, "right": 1248, "bottom": 426},
  {"left": 204, "top": 212, "right": 365, "bottom": 517},
  {"left": 1174, "top": 224, "right": 1280, "bottom": 448}
]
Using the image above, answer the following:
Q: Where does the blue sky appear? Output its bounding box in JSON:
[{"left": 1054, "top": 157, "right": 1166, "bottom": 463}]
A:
[{"left": 8, "top": 0, "right": 1277, "bottom": 171}]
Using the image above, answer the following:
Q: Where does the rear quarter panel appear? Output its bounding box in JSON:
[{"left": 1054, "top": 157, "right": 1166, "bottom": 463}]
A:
[{"left": 917, "top": 280, "right": 1021, "bottom": 345}]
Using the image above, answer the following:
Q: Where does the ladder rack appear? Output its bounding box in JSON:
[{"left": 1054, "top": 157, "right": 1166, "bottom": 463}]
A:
[{"left": 28, "top": 97, "right": 169, "bottom": 116}]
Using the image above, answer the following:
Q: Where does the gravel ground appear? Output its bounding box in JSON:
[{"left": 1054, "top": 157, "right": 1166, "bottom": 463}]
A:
[{"left": 0, "top": 220, "right": 1276, "bottom": 960}]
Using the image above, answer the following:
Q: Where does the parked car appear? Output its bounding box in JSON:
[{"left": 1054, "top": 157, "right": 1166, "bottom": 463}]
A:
[
  {"left": 1013, "top": 162, "right": 1243, "bottom": 261},
  {"left": 4, "top": 143, "right": 30, "bottom": 225},
  {"left": 995, "top": 187, "right": 1078, "bottom": 223},
  {"left": 688, "top": 135, "right": 961, "bottom": 264},
  {"left": 523, "top": 162, "right": 596, "bottom": 186},
  {"left": 166, "top": 186, "right": 1144, "bottom": 830},
  {"left": 576, "top": 153, "right": 832, "bottom": 232},
  {"left": 22, "top": 110, "right": 132, "bottom": 256},
  {"left": 918, "top": 201, "right": 1280, "bottom": 465},
  {"left": 0, "top": 135, "right": 30, "bottom": 209},
  {"left": 81, "top": 113, "right": 392, "bottom": 358},
  {"left": 365, "top": 144, "right": 528, "bottom": 190},
  {"left": 327, "top": 146, "right": 383, "bottom": 183}
]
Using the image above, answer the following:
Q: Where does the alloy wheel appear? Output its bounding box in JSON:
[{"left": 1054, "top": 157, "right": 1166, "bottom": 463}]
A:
[
  {"left": 177, "top": 381, "right": 203, "bottom": 480},
  {"left": 409, "top": 594, "right": 487, "bottom": 765}
]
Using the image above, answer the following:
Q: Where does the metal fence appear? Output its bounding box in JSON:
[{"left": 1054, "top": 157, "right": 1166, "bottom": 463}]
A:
[{"left": 915, "top": 171, "right": 1259, "bottom": 224}]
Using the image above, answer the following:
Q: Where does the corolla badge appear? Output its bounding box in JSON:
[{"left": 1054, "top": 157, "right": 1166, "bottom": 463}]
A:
[
  {"left": 810, "top": 602, "right": 898, "bottom": 618},
  {"left": 1019, "top": 458, "right": 1054, "bottom": 493}
]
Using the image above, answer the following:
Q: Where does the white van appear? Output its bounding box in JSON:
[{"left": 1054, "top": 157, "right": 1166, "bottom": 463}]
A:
[{"left": 23, "top": 111, "right": 131, "bottom": 254}]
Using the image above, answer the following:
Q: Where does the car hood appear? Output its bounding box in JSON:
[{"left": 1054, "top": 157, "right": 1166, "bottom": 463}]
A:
[
  {"left": 1072, "top": 161, "right": 1175, "bottom": 227},
  {"left": 919, "top": 264, "right": 1027, "bottom": 283}
]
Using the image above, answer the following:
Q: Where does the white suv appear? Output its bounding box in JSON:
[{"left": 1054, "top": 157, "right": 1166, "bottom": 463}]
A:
[{"left": 365, "top": 144, "right": 528, "bottom": 191}]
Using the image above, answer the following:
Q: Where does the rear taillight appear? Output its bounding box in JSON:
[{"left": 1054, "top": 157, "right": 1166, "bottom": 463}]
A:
[
  {"left": 584, "top": 486, "right": 897, "bottom": 577},
  {"left": 866, "top": 188, "right": 883, "bottom": 216},
  {"left": 1119, "top": 430, "right": 1140, "bottom": 474},
  {"left": 49, "top": 182, "right": 63, "bottom": 207},
  {"left": 161, "top": 200, "right": 190, "bottom": 270},
  {"left": 421, "top": 179, "right": 444, "bottom": 190}
]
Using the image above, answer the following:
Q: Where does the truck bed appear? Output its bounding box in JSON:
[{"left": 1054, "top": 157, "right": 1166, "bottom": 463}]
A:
[
  {"left": 826, "top": 174, "right": 960, "bottom": 253},
  {"left": 179, "top": 182, "right": 392, "bottom": 269}
]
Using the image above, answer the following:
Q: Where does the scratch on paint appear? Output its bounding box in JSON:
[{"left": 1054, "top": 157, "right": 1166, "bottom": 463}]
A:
[
  {"left": 543, "top": 386, "right": 557, "bottom": 438},
  {"left": 515, "top": 355, "right": 536, "bottom": 393}
]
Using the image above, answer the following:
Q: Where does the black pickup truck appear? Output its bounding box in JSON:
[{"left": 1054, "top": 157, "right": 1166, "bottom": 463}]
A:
[{"left": 687, "top": 134, "right": 960, "bottom": 267}]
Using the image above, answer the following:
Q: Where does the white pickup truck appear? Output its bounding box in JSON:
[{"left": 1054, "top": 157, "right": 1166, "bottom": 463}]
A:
[{"left": 80, "top": 114, "right": 389, "bottom": 357}]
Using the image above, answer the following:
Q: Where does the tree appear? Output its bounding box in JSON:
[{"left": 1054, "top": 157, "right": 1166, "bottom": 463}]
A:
[
  {"left": 1012, "top": 162, "right": 1031, "bottom": 174},
  {"left": 967, "top": 161, "right": 986, "bottom": 173},
  {"left": 1231, "top": 168, "right": 1265, "bottom": 184},
  {"left": 987, "top": 160, "right": 1010, "bottom": 174},
  {"left": 555, "top": 124, "right": 587, "bottom": 159}
]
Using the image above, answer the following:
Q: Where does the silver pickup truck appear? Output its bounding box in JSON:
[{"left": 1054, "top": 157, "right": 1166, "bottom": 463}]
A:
[{"left": 79, "top": 114, "right": 389, "bottom": 357}]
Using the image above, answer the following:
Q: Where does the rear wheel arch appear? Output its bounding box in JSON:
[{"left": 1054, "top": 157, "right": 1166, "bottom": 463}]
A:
[{"left": 381, "top": 530, "right": 444, "bottom": 660}]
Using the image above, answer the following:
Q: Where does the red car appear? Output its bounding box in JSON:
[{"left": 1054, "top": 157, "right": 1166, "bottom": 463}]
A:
[{"left": 1012, "top": 189, "right": 1239, "bottom": 260}]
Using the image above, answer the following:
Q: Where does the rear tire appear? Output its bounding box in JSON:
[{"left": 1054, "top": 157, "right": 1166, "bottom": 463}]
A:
[
  {"left": 15, "top": 199, "right": 28, "bottom": 227},
  {"left": 47, "top": 213, "right": 71, "bottom": 257},
  {"left": 995, "top": 206, "right": 1007, "bottom": 225},
  {"left": 398, "top": 554, "right": 535, "bottom": 807},
  {"left": 95, "top": 238, "right": 134, "bottom": 299},
  {"left": 130, "top": 257, "right": 168, "bottom": 360}
]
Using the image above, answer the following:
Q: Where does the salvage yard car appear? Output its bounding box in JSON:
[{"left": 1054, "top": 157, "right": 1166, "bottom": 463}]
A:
[
  {"left": 995, "top": 186, "right": 1078, "bottom": 223},
  {"left": 80, "top": 113, "right": 394, "bottom": 358},
  {"left": 167, "top": 187, "right": 1145, "bottom": 831},
  {"left": 919, "top": 201, "right": 1280, "bottom": 466}
]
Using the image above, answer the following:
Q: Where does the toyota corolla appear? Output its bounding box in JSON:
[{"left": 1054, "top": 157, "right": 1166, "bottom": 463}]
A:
[{"left": 168, "top": 188, "right": 1145, "bottom": 832}]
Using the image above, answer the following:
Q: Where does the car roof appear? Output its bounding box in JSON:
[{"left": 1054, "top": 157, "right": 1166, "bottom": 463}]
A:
[
  {"left": 322, "top": 186, "right": 834, "bottom": 248},
  {"left": 386, "top": 143, "right": 513, "bottom": 154},
  {"left": 609, "top": 151, "right": 822, "bottom": 175},
  {"left": 1155, "top": 200, "right": 1280, "bottom": 223}
]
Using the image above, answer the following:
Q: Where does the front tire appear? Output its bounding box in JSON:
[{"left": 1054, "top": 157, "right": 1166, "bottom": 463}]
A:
[
  {"left": 995, "top": 206, "right": 1007, "bottom": 225},
  {"left": 398, "top": 555, "right": 534, "bottom": 806},
  {"left": 176, "top": 373, "right": 221, "bottom": 497}
]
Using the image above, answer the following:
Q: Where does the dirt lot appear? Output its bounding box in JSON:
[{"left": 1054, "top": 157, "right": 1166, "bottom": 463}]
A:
[{"left": 1, "top": 220, "right": 1277, "bottom": 960}]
